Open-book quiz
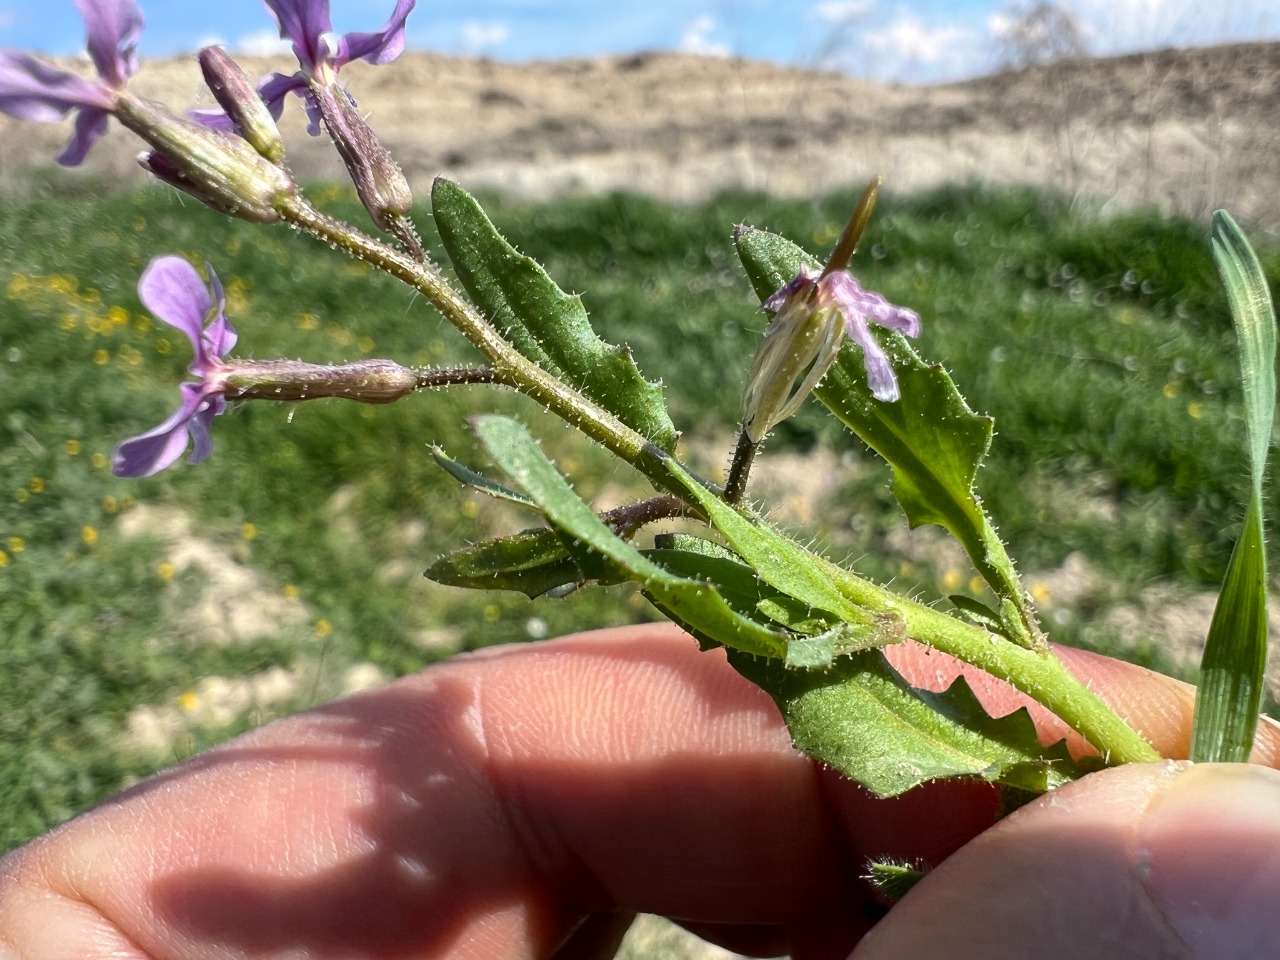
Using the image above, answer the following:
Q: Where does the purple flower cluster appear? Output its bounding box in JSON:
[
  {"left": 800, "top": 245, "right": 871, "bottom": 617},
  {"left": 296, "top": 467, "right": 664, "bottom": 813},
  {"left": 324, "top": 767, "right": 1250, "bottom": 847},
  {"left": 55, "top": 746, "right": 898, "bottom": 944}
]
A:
[
  {"left": 0, "top": 0, "right": 415, "bottom": 161},
  {"left": 204, "top": 0, "right": 416, "bottom": 135}
]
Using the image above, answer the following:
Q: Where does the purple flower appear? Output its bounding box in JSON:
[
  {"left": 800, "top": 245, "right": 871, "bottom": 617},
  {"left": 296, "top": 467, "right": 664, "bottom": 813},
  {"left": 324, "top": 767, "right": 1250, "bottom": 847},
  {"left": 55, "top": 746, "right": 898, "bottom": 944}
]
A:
[
  {"left": 113, "top": 258, "right": 237, "bottom": 478},
  {"left": 742, "top": 265, "right": 920, "bottom": 441},
  {"left": 765, "top": 265, "right": 921, "bottom": 403},
  {"left": 239, "top": 0, "right": 415, "bottom": 134},
  {"left": 0, "top": 0, "right": 143, "bottom": 165}
]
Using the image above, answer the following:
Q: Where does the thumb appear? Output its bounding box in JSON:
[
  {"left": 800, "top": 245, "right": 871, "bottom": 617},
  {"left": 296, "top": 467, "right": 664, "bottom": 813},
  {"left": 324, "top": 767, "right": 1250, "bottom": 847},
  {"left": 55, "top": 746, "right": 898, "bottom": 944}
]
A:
[{"left": 852, "top": 761, "right": 1280, "bottom": 959}]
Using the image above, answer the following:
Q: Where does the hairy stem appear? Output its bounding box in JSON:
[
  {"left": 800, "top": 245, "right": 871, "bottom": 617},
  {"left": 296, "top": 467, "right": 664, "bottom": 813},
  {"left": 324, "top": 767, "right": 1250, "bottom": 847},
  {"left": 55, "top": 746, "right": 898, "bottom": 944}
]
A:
[
  {"left": 414, "top": 365, "right": 502, "bottom": 389},
  {"left": 724, "top": 432, "right": 759, "bottom": 505},
  {"left": 274, "top": 194, "right": 685, "bottom": 498},
  {"left": 819, "top": 555, "right": 1159, "bottom": 764}
]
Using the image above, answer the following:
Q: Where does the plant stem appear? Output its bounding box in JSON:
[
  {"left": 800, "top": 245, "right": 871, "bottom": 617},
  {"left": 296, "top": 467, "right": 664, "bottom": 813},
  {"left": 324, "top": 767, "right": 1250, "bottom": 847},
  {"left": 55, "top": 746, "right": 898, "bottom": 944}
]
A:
[
  {"left": 820, "top": 556, "right": 1159, "bottom": 764},
  {"left": 273, "top": 193, "right": 1154, "bottom": 765},
  {"left": 274, "top": 194, "right": 684, "bottom": 497},
  {"left": 414, "top": 365, "right": 502, "bottom": 389},
  {"left": 724, "top": 432, "right": 759, "bottom": 504}
]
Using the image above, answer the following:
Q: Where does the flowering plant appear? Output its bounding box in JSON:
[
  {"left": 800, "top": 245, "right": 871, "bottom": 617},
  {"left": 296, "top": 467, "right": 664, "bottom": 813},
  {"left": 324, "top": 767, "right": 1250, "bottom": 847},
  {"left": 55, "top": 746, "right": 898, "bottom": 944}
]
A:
[{"left": 2, "top": 0, "right": 1275, "bottom": 901}]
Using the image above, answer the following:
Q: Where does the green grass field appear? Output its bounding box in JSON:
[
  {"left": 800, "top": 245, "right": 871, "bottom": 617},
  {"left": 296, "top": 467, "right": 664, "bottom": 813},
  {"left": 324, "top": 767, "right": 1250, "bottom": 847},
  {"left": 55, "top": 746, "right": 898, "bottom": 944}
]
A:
[{"left": 1, "top": 173, "right": 1275, "bottom": 851}]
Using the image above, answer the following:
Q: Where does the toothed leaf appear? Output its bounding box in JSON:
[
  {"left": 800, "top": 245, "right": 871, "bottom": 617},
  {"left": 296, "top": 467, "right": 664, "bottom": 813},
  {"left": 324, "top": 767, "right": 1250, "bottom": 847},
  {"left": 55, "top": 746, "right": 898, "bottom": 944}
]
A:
[
  {"left": 433, "top": 179, "right": 678, "bottom": 452},
  {"left": 732, "top": 648, "right": 1084, "bottom": 798}
]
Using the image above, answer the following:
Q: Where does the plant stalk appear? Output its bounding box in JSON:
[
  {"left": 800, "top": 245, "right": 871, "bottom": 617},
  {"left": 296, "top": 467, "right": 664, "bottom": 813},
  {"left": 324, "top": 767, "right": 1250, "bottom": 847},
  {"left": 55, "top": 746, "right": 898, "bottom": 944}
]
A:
[{"left": 275, "top": 194, "right": 684, "bottom": 497}]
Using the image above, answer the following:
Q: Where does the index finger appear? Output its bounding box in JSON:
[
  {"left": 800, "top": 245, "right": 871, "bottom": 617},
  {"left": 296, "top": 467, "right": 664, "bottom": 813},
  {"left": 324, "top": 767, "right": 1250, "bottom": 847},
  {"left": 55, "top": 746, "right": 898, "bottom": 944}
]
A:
[{"left": 2, "top": 624, "right": 1276, "bottom": 960}]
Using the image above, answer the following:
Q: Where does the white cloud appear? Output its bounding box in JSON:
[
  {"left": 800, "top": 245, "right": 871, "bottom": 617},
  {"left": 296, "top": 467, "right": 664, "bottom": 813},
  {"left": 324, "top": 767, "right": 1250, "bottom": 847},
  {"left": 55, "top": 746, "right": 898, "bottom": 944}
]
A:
[
  {"left": 679, "top": 15, "right": 730, "bottom": 57},
  {"left": 0, "top": 10, "right": 13, "bottom": 30},
  {"left": 1064, "top": 0, "right": 1279, "bottom": 52},
  {"left": 235, "top": 29, "right": 293, "bottom": 58},
  {"left": 460, "top": 20, "right": 510, "bottom": 54},
  {"left": 814, "top": 1, "right": 875, "bottom": 25},
  {"left": 863, "top": 14, "right": 977, "bottom": 66}
]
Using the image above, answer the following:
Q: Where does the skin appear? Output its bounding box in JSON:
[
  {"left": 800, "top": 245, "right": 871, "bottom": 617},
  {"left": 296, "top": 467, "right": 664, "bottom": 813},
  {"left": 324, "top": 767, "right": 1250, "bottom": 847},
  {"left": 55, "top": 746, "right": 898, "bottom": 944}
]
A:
[{"left": 1, "top": 623, "right": 1279, "bottom": 959}]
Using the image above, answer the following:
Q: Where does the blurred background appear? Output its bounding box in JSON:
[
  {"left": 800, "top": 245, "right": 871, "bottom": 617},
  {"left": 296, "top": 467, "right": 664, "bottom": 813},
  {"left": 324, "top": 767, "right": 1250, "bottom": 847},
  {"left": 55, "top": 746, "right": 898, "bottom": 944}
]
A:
[{"left": 1, "top": 7, "right": 1279, "bottom": 956}]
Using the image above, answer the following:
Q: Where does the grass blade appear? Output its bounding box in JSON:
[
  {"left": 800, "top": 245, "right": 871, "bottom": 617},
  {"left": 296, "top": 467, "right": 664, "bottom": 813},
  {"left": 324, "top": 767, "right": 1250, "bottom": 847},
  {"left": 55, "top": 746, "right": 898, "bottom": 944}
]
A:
[{"left": 1189, "top": 211, "right": 1276, "bottom": 763}]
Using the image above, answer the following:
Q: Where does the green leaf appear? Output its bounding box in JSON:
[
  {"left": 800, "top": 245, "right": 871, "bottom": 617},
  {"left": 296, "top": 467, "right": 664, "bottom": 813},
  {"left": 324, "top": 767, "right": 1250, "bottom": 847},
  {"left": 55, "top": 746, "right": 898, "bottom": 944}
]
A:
[
  {"left": 432, "top": 179, "right": 678, "bottom": 452},
  {"left": 865, "top": 860, "right": 926, "bottom": 901},
  {"left": 735, "top": 226, "right": 1042, "bottom": 648},
  {"left": 661, "top": 456, "right": 905, "bottom": 666},
  {"left": 663, "top": 456, "right": 865, "bottom": 625},
  {"left": 470, "top": 415, "right": 789, "bottom": 658},
  {"left": 424, "top": 527, "right": 582, "bottom": 598},
  {"left": 1190, "top": 211, "right": 1276, "bottom": 763},
  {"left": 431, "top": 445, "right": 536, "bottom": 508},
  {"left": 1212, "top": 211, "right": 1276, "bottom": 501},
  {"left": 732, "top": 648, "right": 1083, "bottom": 798}
]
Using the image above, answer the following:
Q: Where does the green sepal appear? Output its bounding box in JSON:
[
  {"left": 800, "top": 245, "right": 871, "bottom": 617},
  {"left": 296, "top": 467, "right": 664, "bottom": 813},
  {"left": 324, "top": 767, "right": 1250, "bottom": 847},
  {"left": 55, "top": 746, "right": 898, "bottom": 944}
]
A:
[
  {"left": 734, "top": 226, "right": 1042, "bottom": 648},
  {"left": 470, "top": 415, "right": 788, "bottom": 658},
  {"left": 431, "top": 445, "right": 536, "bottom": 508},
  {"left": 731, "top": 647, "right": 1084, "bottom": 798},
  {"left": 1190, "top": 211, "right": 1275, "bottom": 763},
  {"left": 432, "top": 179, "right": 679, "bottom": 452}
]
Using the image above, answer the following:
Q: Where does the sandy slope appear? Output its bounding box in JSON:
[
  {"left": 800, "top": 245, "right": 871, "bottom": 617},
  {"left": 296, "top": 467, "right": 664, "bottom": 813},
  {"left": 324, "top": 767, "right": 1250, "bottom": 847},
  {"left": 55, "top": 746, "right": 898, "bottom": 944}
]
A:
[{"left": 2, "top": 43, "right": 1279, "bottom": 226}]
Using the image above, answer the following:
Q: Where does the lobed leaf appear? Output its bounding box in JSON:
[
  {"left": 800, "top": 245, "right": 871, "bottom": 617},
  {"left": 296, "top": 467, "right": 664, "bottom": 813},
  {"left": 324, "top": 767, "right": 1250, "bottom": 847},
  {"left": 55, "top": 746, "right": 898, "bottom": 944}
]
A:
[
  {"left": 732, "top": 648, "right": 1084, "bottom": 798},
  {"left": 432, "top": 179, "right": 679, "bottom": 452}
]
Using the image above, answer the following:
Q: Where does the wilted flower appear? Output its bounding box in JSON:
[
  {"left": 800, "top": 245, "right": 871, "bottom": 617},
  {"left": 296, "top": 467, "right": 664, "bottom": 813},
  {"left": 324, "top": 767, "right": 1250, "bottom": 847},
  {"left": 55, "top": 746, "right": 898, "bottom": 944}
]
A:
[
  {"left": 742, "top": 265, "right": 921, "bottom": 442},
  {"left": 113, "top": 257, "right": 237, "bottom": 478},
  {"left": 0, "top": 0, "right": 143, "bottom": 164}
]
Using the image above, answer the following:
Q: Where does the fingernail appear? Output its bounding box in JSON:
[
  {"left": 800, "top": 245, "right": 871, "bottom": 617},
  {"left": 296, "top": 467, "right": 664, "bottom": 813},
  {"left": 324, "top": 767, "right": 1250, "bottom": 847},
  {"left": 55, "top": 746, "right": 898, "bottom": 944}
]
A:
[{"left": 1138, "top": 763, "right": 1280, "bottom": 956}]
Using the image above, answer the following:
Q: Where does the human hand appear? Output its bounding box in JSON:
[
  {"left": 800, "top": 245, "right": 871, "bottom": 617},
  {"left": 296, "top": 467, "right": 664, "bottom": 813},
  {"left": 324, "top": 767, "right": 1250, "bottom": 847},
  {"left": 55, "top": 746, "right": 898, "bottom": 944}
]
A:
[{"left": 2, "top": 624, "right": 1278, "bottom": 959}]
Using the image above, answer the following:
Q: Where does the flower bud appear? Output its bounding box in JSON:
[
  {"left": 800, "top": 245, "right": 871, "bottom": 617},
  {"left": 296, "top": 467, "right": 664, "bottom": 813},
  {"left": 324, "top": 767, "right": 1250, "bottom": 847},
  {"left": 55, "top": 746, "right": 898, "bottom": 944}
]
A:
[
  {"left": 309, "top": 82, "right": 413, "bottom": 232},
  {"left": 223, "top": 358, "right": 419, "bottom": 404},
  {"left": 198, "top": 45, "right": 286, "bottom": 164},
  {"left": 116, "top": 94, "right": 296, "bottom": 223}
]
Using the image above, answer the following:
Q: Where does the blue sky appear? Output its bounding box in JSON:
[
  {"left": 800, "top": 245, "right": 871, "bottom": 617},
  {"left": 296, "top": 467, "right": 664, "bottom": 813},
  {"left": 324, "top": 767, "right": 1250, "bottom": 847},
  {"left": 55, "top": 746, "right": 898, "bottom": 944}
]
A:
[{"left": 1, "top": 0, "right": 1277, "bottom": 83}]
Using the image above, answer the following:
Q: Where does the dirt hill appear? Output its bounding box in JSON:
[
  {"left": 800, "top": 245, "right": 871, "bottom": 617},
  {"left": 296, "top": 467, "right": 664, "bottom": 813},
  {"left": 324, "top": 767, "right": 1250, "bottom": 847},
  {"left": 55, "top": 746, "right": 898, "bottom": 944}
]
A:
[{"left": 3, "top": 42, "right": 1279, "bottom": 226}]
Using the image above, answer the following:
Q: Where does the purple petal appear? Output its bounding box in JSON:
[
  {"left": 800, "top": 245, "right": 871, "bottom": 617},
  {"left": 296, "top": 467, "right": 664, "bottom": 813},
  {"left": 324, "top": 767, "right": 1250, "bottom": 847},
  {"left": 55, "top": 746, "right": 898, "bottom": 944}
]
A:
[
  {"left": 0, "top": 50, "right": 115, "bottom": 120},
  {"left": 73, "top": 0, "right": 144, "bottom": 88},
  {"left": 844, "top": 313, "right": 900, "bottom": 402},
  {"left": 56, "top": 107, "right": 110, "bottom": 166},
  {"left": 334, "top": 0, "right": 416, "bottom": 67},
  {"left": 763, "top": 266, "right": 818, "bottom": 312},
  {"left": 263, "top": 0, "right": 333, "bottom": 73},
  {"left": 202, "top": 312, "right": 238, "bottom": 361},
  {"left": 826, "top": 271, "right": 921, "bottom": 338},
  {"left": 186, "top": 395, "right": 226, "bottom": 463},
  {"left": 138, "top": 257, "right": 215, "bottom": 355},
  {"left": 112, "top": 385, "right": 207, "bottom": 477},
  {"left": 188, "top": 104, "right": 236, "bottom": 130},
  {"left": 257, "top": 71, "right": 307, "bottom": 120}
]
